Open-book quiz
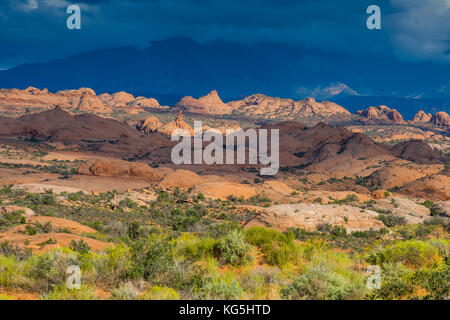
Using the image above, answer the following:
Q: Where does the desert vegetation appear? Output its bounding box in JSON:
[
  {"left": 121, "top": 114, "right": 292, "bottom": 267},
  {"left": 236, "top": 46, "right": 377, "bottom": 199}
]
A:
[{"left": 0, "top": 186, "right": 448, "bottom": 300}]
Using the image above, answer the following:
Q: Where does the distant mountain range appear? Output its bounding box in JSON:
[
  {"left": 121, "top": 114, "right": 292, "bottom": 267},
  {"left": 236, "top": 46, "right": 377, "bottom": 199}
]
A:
[{"left": 0, "top": 36, "right": 449, "bottom": 117}]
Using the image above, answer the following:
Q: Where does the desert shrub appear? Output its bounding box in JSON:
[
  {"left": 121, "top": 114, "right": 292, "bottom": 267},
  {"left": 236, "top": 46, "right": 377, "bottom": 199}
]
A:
[
  {"left": 0, "top": 210, "right": 25, "bottom": 229},
  {"left": 139, "top": 285, "right": 180, "bottom": 300},
  {"left": 245, "top": 227, "right": 284, "bottom": 246},
  {"left": 70, "top": 239, "right": 91, "bottom": 255},
  {"left": 128, "top": 233, "right": 187, "bottom": 287},
  {"left": 331, "top": 225, "right": 347, "bottom": 237},
  {"left": 246, "top": 227, "right": 297, "bottom": 267},
  {"left": 110, "top": 282, "right": 140, "bottom": 300},
  {"left": 103, "top": 221, "right": 128, "bottom": 238},
  {"left": 365, "top": 240, "right": 441, "bottom": 268},
  {"left": 214, "top": 230, "right": 253, "bottom": 266},
  {"left": 281, "top": 266, "right": 362, "bottom": 300},
  {"left": 119, "top": 197, "right": 138, "bottom": 209},
  {"left": 240, "top": 267, "right": 281, "bottom": 298},
  {"left": 0, "top": 255, "right": 31, "bottom": 288},
  {"left": 0, "top": 293, "right": 14, "bottom": 300},
  {"left": 411, "top": 263, "right": 449, "bottom": 300},
  {"left": 41, "top": 284, "right": 95, "bottom": 300},
  {"left": 67, "top": 192, "right": 82, "bottom": 202},
  {"left": 207, "top": 222, "right": 241, "bottom": 239},
  {"left": 25, "top": 193, "right": 56, "bottom": 206},
  {"left": 420, "top": 200, "right": 434, "bottom": 209},
  {"left": 93, "top": 245, "right": 132, "bottom": 285},
  {"left": 262, "top": 241, "right": 297, "bottom": 267},
  {"left": 29, "top": 249, "right": 79, "bottom": 291},
  {"left": 366, "top": 263, "right": 413, "bottom": 300},
  {"left": 378, "top": 213, "right": 406, "bottom": 227},
  {"left": 316, "top": 222, "right": 332, "bottom": 233},
  {"left": 197, "top": 278, "right": 244, "bottom": 300},
  {"left": 0, "top": 241, "right": 32, "bottom": 260},
  {"left": 181, "top": 236, "right": 217, "bottom": 261}
]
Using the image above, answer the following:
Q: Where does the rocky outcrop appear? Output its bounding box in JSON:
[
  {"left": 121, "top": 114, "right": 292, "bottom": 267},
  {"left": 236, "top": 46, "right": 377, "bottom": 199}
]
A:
[
  {"left": 228, "top": 95, "right": 350, "bottom": 119},
  {"left": 431, "top": 201, "right": 450, "bottom": 218},
  {"left": 190, "top": 182, "right": 257, "bottom": 200},
  {"left": 157, "top": 169, "right": 205, "bottom": 189},
  {"left": 136, "top": 116, "right": 163, "bottom": 134},
  {"left": 370, "top": 197, "right": 430, "bottom": 224},
  {"left": 245, "top": 203, "right": 385, "bottom": 232},
  {"left": 157, "top": 110, "right": 194, "bottom": 135},
  {"left": 391, "top": 140, "right": 450, "bottom": 164},
  {"left": 356, "top": 105, "right": 404, "bottom": 124},
  {"left": 412, "top": 110, "right": 432, "bottom": 122},
  {"left": 399, "top": 175, "right": 450, "bottom": 201},
  {"left": 0, "top": 87, "right": 163, "bottom": 115},
  {"left": 77, "top": 159, "right": 163, "bottom": 182},
  {"left": 0, "top": 205, "right": 35, "bottom": 218},
  {"left": 430, "top": 111, "right": 450, "bottom": 127},
  {"left": 175, "top": 90, "right": 231, "bottom": 115}
]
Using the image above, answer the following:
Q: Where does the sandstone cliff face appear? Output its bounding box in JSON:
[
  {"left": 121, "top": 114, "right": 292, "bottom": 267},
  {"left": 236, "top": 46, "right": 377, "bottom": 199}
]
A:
[
  {"left": 0, "top": 87, "right": 165, "bottom": 115},
  {"left": 412, "top": 110, "right": 432, "bottom": 122},
  {"left": 356, "top": 105, "right": 404, "bottom": 124}
]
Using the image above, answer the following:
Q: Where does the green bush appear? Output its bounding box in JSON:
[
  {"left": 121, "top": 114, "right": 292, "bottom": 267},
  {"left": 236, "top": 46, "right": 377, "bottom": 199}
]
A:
[
  {"left": 365, "top": 240, "right": 442, "bottom": 268},
  {"left": 41, "top": 284, "right": 96, "bottom": 300},
  {"left": 281, "top": 266, "right": 363, "bottom": 300},
  {"left": 378, "top": 213, "right": 406, "bottom": 227},
  {"left": 197, "top": 278, "right": 244, "bottom": 300},
  {"left": 139, "top": 285, "right": 180, "bottom": 300},
  {"left": 214, "top": 230, "right": 253, "bottom": 266}
]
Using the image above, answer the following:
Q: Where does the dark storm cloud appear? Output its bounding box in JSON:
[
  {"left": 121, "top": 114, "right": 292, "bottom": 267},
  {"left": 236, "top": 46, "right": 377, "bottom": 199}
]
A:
[{"left": 0, "top": 0, "right": 449, "bottom": 68}]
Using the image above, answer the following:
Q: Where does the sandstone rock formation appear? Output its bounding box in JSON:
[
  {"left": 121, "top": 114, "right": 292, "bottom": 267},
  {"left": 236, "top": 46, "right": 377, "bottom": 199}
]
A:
[
  {"left": 157, "top": 169, "right": 205, "bottom": 189},
  {"left": 245, "top": 203, "right": 385, "bottom": 232},
  {"left": 228, "top": 95, "right": 351, "bottom": 119},
  {"left": 430, "top": 111, "right": 450, "bottom": 127},
  {"left": 157, "top": 110, "right": 194, "bottom": 135},
  {"left": 136, "top": 116, "right": 163, "bottom": 134},
  {"left": 356, "top": 105, "right": 404, "bottom": 124},
  {"left": 175, "top": 90, "right": 231, "bottom": 115},
  {"left": 370, "top": 196, "right": 430, "bottom": 224},
  {"left": 0, "top": 87, "right": 163, "bottom": 115},
  {"left": 391, "top": 140, "right": 449, "bottom": 164},
  {"left": 399, "top": 175, "right": 450, "bottom": 201},
  {"left": 77, "top": 159, "right": 162, "bottom": 182},
  {"left": 367, "top": 166, "right": 427, "bottom": 190},
  {"left": 0, "top": 205, "right": 35, "bottom": 218},
  {"left": 431, "top": 201, "right": 450, "bottom": 218},
  {"left": 190, "top": 182, "right": 257, "bottom": 200},
  {"left": 412, "top": 110, "right": 432, "bottom": 123}
]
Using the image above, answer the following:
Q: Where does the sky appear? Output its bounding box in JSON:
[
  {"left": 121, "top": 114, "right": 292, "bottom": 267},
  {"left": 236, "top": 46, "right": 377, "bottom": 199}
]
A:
[{"left": 0, "top": 0, "right": 449, "bottom": 69}]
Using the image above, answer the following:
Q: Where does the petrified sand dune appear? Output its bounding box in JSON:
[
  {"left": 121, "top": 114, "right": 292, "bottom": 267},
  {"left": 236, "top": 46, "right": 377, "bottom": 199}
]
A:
[
  {"left": 158, "top": 169, "right": 205, "bottom": 189},
  {"left": 0, "top": 87, "right": 166, "bottom": 115},
  {"left": 391, "top": 140, "right": 449, "bottom": 164},
  {"left": 175, "top": 90, "right": 231, "bottom": 115},
  {"left": 412, "top": 110, "right": 432, "bottom": 123},
  {"left": 0, "top": 215, "right": 110, "bottom": 252},
  {"left": 399, "top": 174, "right": 450, "bottom": 201},
  {"left": 245, "top": 203, "right": 385, "bottom": 232},
  {"left": 78, "top": 159, "right": 162, "bottom": 182},
  {"left": 190, "top": 182, "right": 257, "bottom": 200},
  {"left": 356, "top": 105, "right": 404, "bottom": 124},
  {"left": 370, "top": 197, "right": 430, "bottom": 224},
  {"left": 367, "top": 166, "right": 427, "bottom": 189}
]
